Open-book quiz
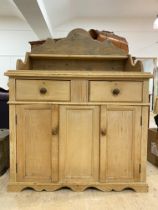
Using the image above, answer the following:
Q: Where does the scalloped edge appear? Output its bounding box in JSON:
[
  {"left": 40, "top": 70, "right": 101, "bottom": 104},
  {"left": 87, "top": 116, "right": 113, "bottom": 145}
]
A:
[
  {"left": 8, "top": 182, "right": 148, "bottom": 192},
  {"left": 30, "top": 28, "right": 127, "bottom": 56}
]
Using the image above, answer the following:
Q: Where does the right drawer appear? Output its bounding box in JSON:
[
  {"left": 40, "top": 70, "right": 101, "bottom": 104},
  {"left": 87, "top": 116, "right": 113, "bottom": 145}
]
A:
[{"left": 89, "top": 81, "right": 143, "bottom": 102}]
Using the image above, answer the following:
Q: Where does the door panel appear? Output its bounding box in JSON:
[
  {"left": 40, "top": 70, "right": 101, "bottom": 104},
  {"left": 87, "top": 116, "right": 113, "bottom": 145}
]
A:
[
  {"left": 16, "top": 105, "right": 54, "bottom": 182},
  {"left": 100, "top": 105, "right": 141, "bottom": 182},
  {"left": 59, "top": 105, "right": 99, "bottom": 183}
]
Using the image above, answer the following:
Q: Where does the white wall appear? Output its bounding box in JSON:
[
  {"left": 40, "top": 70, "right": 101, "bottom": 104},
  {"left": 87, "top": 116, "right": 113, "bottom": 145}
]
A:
[
  {"left": 1, "top": 16, "right": 158, "bottom": 89},
  {"left": 41, "top": 0, "right": 74, "bottom": 32},
  {"left": 0, "top": 17, "right": 37, "bottom": 89},
  {"left": 53, "top": 17, "right": 158, "bottom": 57}
]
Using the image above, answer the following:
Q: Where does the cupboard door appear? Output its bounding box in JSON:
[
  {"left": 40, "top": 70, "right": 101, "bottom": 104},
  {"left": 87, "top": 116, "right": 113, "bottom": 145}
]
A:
[
  {"left": 100, "top": 105, "right": 141, "bottom": 182},
  {"left": 16, "top": 105, "right": 58, "bottom": 183},
  {"left": 59, "top": 105, "right": 99, "bottom": 183}
]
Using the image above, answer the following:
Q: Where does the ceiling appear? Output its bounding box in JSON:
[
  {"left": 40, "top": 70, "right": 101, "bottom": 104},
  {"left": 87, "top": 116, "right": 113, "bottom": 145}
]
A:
[
  {"left": 0, "top": 0, "right": 158, "bottom": 36},
  {"left": 8, "top": 0, "right": 158, "bottom": 33},
  {"left": 71, "top": 0, "right": 158, "bottom": 18},
  {"left": 0, "top": 0, "right": 23, "bottom": 18},
  {"left": 0, "top": 0, "right": 158, "bottom": 56},
  {"left": 1, "top": 0, "right": 158, "bottom": 19}
]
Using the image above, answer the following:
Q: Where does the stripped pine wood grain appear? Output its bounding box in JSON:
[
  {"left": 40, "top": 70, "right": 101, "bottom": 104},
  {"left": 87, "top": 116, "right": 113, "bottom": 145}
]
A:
[{"left": 5, "top": 28, "right": 152, "bottom": 192}]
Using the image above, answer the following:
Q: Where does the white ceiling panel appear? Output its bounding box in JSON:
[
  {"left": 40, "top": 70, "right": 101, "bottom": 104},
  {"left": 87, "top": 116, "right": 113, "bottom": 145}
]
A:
[
  {"left": 71, "top": 0, "right": 158, "bottom": 18},
  {"left": 0, "top": 0, "right": 23, "bottom": 18},
  {"left": 0, "top": 0, "right": 158, "bottom": 57}
]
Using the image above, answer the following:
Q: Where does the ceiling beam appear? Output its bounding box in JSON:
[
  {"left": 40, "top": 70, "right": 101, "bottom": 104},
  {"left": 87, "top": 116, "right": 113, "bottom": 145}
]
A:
[{"left": 13, "top": 0, "right": 51, "bottom": 39}]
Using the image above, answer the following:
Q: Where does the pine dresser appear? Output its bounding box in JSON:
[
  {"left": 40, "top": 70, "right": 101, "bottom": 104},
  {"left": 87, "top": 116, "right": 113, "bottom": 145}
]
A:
[{"left": 5, "top": 29, "right": 152, "bottom": 192}]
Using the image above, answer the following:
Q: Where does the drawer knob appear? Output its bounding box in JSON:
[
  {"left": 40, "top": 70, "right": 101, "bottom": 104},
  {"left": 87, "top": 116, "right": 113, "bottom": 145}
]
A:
[
  {"left": 40, "top": 87, "right": 47, "bottom": 94},
  {"left": 52, "top": 127, "right": 58, "bottom": 135},
  {"left": 101, "top": 129, "right": 106, "bottom": 136},
  {"left": 112, "top": 88, "right": 120, "bottom": 96}
]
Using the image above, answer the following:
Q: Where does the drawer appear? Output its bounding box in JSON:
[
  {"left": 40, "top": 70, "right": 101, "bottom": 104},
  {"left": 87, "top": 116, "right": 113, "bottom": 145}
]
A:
[
  {"left": 16, "top": 80, "right": 70, "bottom": 101},
  {"left": 89, "top": 81, "right": 143, "bottom": 102}
]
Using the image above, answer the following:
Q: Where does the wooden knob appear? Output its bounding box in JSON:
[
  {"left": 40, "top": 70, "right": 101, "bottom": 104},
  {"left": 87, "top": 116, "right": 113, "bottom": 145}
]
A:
[
  {"left": 40, "top": 87, "right": 47, "bottom": 94},
  {"left": 101, "top": 129, "right": 106, "bottom": 136},
  {"left": 112, "top": 88, "right": 120, "bottom": 96},
  {"left": 52, "top": 127, "right": 58, "bottom": 135}
]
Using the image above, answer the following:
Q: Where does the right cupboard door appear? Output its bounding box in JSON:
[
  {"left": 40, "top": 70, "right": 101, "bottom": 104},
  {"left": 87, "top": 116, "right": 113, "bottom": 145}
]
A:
[{"left": 100, "top": 105, "right": 142, "bottom": 182}]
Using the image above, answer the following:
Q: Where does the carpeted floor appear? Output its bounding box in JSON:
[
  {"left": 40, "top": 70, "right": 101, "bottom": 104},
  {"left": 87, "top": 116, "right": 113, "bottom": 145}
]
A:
[{"left": 0, "top": 162, "right": 158, "bottom": 210}]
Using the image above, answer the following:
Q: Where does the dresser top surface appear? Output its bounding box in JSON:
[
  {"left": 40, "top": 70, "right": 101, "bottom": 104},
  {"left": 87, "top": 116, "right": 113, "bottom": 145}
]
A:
[{"left": 5, "top": 70, "right": 152, "bottom": 80}]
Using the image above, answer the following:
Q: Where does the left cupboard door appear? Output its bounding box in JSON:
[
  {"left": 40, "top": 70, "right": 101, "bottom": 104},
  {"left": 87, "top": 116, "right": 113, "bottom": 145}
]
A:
[{"left": 16, "top": 105, "right": 59, "bottom": 183}]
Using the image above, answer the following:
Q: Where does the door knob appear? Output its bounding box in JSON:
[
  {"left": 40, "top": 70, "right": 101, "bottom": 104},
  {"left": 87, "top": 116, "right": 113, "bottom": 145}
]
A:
[
  {"left": 40, "top": 87, "right": 47, "bottom": 94},
  {"left": 52, "top": 127, "right": 58, "bottom": 135},
  {"left": 112, "top": 88, "right": 120, "bottom": 96},
  {"left": 101, "top": 129, "right": 106, "bottom": 136}
]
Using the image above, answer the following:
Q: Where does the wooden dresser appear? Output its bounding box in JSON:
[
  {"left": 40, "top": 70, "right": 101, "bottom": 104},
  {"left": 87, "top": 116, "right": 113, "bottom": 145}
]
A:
[{"left": 5, "top": 29, "right": 152, "bottom": 192}]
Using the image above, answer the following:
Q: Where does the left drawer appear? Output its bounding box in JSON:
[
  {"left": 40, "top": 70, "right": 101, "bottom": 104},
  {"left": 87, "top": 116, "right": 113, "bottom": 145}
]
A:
[{"left": 16, "top": 80, "right": 70, "bottom": 101}]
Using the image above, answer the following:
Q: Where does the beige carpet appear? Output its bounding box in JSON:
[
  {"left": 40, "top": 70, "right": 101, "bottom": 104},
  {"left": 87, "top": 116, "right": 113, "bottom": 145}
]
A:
[{"left": 0, "top": 162, "right": 158, "bottom": 210}]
